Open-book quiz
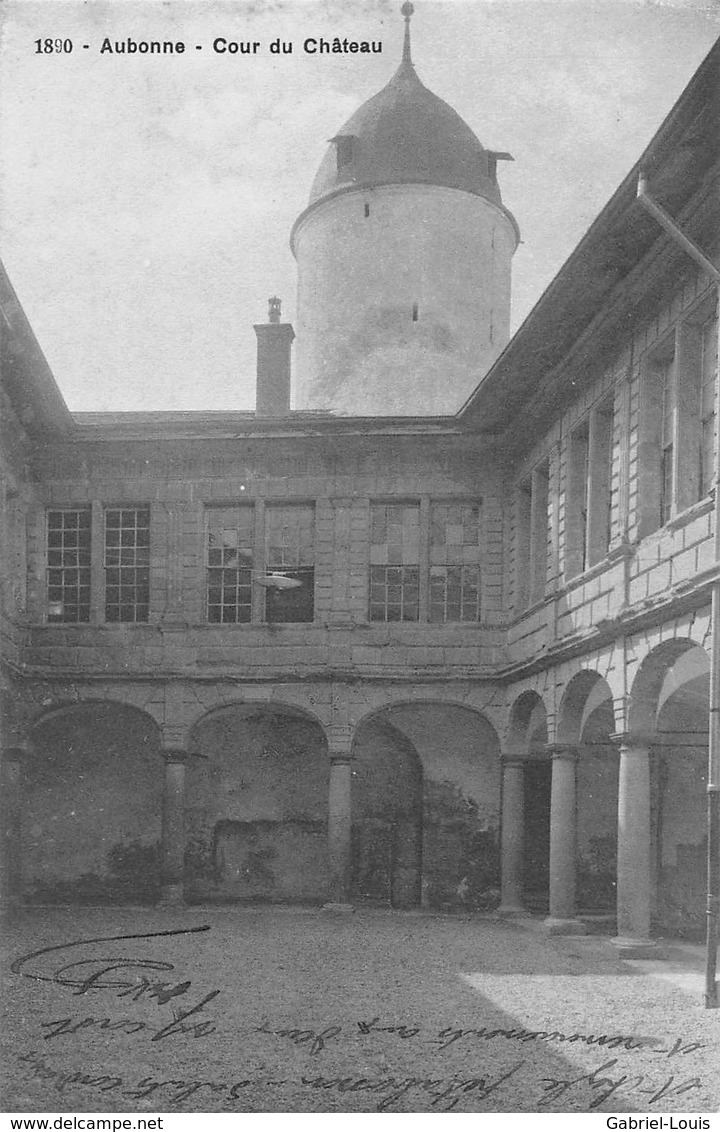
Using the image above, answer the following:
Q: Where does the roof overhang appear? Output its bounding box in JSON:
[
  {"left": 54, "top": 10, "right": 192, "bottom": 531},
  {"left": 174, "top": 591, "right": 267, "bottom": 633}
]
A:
[
  {"left": 457, "top": 36, "right": 720, "bottom": 449},
  {"left": 1, "top": 262, "right": 73, "bottom": 438}
]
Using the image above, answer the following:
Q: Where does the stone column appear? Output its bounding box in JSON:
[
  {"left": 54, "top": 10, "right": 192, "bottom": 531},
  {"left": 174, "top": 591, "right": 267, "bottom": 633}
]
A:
[
  {"left": 498, "top": 757, "right": 528, "bottom": 916},
  {"left": 613, "top": 734, "right": 658, "bottom": 956},
  {"left": 1, "top": 746, "right": 27, "bottom": 908},
  {"left": 324, "top": 756, "right": 354, "bottom": 911},
  {"left": 159, "top": 748, "right": 188, "bottom": 906},
  {"left": 545, "top": 745, "right": 586, "bottom": 934},
  {"left": 323, "top": 726, "right": 355, "bottom": 912}
]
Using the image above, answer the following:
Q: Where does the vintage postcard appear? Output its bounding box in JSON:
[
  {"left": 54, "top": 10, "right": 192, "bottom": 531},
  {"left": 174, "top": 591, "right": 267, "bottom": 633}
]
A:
[{"left": 1, "top": 0, "right": 719, "bottom": 1119}]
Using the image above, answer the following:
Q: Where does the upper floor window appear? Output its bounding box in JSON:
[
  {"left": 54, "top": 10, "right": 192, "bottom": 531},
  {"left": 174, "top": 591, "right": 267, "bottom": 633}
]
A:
[
  {"left": 565, "top": 421, "right": 589, "bottom": 579},
  {"left": 46, "top": 504, "right": 150, "bottom": 623},
  {"left": 565, "top": 396, "right": 614, "bottom": 578},
  {"left": 638, "top": 295, "right": 717, "bottom": 535},
  {"left": 369, "top": 502, "right": 420, "bottom": 622},
  {"left": 659, "top": 353, "right": 675, "bottom": 526},
  {"left": 206, "top": 506, "right": 254, "bottom": 623},
  {"left": 700, "top": 312, "right": 718, "bottom": 498},
  {"left": 46, "top": 508, "right": 91, "bottom": 623},
  {"left": 264, "top": 503, "right": 315, "bottom": 623},
  {"left": 429, "top": 502, "right": 481, "bottom": 622},
  {"left": 369, "top": 499, "right": 483, "bottom": 623},
  {"left": 104, "top": 508, "right": 150, "bottom": 622},
  {"left": 203, "top": 502, "right": 315, "bottom": 624},
  {"left": 515, "top": 461, "right": 550, "bottom": 609}
]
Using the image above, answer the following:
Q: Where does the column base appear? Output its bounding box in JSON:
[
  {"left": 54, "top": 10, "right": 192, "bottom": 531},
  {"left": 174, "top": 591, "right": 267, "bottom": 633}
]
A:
[
  {"left": 544, "top": 916, "right": 588, "bottom": 936},
  {"left": 612, "top": 935, "right": 663, "bottom": 958},
  {"left": 496, "top": 903, "right": 532, "bottom": 918},
  {"left": 321, "top": 901, "right": 355, "bottom": 914},
  {"left": 157, "top": 884, "right": 185, "bottom": 907}
]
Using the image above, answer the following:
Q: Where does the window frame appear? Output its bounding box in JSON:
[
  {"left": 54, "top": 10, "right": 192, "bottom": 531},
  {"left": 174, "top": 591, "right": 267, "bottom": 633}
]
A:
[
  {"left": 46, "top": 507, "right": 92, "bottom": 623},
  {"left": 638, "top": 291, "right": 718, "bottom": 536},
  {"left": 263, "top": 502, "right": 316, "bottom": 624},
  {"left": 44, "top": 502, "right": 151, "bottom": 625},
  {"left": 563, "top": 393, "right": 615, "bottom": 581},
  {"left": 514, "top": 459, "right": 551, "bottom": 610},
  {"left": 205, "top": 504, "right": 255, "bottom": 624},
  {"left": 104, "top": 506, "right": 151, "bottom": 623},
  {"left": 368, "top": 497, "right": 483, "bottom": 624}
]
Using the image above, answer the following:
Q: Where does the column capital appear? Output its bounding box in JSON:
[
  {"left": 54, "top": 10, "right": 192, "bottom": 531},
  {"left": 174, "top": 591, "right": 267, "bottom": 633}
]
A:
[
  {"left": 501, "top": 754, "right": 526, "bottom": 768},
  {"left": 329, "top": 751, "right": 354, "bottom": 766},
  {"left": 545, "top": 743, "right": 579, "bottom": 761},
  {"left": 610, "top": 731, "right": 656, "bottom": 750},
  {"left": 325, "top": 723, "right": 354, "bottom": 758},
  {"left": 159, "top": 726, "right": 190, "bottom": 749},
  {"left": 160, "top": 746, "right": 192, "bottom": 765}
]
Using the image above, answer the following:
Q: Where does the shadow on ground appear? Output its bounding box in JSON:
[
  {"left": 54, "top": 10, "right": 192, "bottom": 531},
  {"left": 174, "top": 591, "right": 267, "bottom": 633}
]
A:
[{"left": 1, "top": 906, "right": 718, "bottom": 1113}]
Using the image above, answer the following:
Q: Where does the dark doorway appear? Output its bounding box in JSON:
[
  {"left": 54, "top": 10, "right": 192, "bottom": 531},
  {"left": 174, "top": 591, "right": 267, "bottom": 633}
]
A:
[
  {"left": 351, "top": 719, "right": 423, "bottom": 908},
  {"left": 523, "top": 760, "right": 551, "bottom": 912}
]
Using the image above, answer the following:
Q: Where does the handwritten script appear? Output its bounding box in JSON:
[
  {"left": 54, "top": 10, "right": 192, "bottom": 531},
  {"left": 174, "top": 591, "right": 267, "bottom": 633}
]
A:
[
  {"left": 12, "top": 926, "right": 219, "bottom": 1042},
  {"left": 10, "top": 928, "right": 713, "bottom": 1112}
]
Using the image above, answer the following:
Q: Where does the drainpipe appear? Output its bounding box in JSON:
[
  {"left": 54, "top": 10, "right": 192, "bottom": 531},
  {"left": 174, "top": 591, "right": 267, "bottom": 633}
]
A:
[{"left": 637, "top": 173, "right": 720, "bottom": 1009}]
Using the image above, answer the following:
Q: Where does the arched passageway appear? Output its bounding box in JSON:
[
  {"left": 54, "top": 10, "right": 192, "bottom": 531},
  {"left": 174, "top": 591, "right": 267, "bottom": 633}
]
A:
[
  {"left": 545, "top": 671, "right": 617, "bottom": 930},
  {"left": 187, "top": 705, "right": 329, "bottom": 904},
  {"left": 350, "top": 719, "right": 422, "bottom": 907},
  {"left": 624, "top": 640, "right": 710, "bottom": 941},
  {"left": 352, "top": 702, "right": 501, "bottom": 910},
  {"left": 652, "top": 650, "right": 709, "bottom": 937},
  {"left": 502, "top": 677, "right": 617, "bottom": 929},
  {"left": 505, "top": 692, "right": 550, "bottom": 911},
  {"left": 25, "top": 702, "right": 162, "bottom": 903},
  {"left": 559, "top": 672, "right": 618, "bottom": 914}
]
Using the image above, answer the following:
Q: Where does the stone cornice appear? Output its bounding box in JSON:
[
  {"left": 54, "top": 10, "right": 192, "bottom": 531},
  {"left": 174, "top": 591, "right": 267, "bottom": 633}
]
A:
[{"left": 496, "top": 563, "right": 718, "bottom": 684}]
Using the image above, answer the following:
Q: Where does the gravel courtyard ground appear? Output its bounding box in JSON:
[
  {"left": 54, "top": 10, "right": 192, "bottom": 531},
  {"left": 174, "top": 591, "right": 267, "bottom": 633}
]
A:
[{"left": 2, "top": 905, "right": 718, "bottom": 1114}]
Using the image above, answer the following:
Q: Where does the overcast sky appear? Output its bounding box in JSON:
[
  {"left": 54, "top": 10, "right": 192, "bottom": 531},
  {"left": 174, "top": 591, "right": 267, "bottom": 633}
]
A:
[{"left": 1, "top": 0, "right": 718, "bottom": 412}]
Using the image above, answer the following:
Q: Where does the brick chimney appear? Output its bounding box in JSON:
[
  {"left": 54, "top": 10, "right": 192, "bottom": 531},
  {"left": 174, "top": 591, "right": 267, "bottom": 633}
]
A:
[{"left": 254, "top": 297, "right": 295, "bottom": 416}]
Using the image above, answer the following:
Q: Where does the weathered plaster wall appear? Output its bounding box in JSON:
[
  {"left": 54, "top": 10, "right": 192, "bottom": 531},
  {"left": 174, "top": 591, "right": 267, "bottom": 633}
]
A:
[
  {"left": 655, "top": 747, "right": 707, "bottom": 937},
  {"left": 185, "top": 708, "right": 329, "bottom": 903},
  {"left": 576, "top": 751, "right": 617, "bottom": 909},
  {"left": 24, "top": 704, "right": 161, "bottom": 901},
  {"left": 351, "top": 718, "right": 422, "bottom": 907},
  {"left": 371, "top": 704, "right": 501, "bottom": 909}
]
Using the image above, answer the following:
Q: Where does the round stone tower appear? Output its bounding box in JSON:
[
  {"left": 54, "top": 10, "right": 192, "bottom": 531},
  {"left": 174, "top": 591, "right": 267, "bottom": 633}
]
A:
[{"left": 291, "top": 4, "right": 519, "bottom": 415}]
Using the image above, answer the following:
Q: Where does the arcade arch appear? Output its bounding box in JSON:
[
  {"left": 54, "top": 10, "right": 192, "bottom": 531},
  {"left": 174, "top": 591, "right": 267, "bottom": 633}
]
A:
[
  {"left": 186, "top": 703, "right": 329, "bottom": 904},
  {"left": 352, "top": 701, "right": 501, "bottom": 909},
  {"left": 24, "top": 701, "right": 162, "bottom": 902},
  {"left": 623, "top": 640, "right": 710, "bottom": 940}
]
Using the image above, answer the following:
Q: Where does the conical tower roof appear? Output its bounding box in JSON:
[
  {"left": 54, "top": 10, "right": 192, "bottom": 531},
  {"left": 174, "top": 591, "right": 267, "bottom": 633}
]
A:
[{"left": 307, "top": 4, "right": 504, "bottom": 208}]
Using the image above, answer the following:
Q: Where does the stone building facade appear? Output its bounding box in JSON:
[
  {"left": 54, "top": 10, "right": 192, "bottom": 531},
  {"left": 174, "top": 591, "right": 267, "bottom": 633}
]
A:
[{"left": 1, "top": 19, "right": 718, "bottom": 954}]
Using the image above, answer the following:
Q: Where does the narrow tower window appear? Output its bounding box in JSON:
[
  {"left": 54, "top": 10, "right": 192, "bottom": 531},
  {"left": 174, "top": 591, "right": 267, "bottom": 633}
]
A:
[
  {"left": 364, "top": 202, "right": 370, "bottom": 218},
  {"left": 334, "top": 135, "right": 355, "bottom": 172},
  {"left": 412, "top": 303, "right": 419, "bottom": 322}
]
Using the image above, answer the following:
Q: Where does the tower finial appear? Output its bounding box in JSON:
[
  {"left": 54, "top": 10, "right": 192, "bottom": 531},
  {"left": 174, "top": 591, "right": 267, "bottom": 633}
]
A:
[{"left": 400, "top": 2, "right": 414, "bottom": 65}]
